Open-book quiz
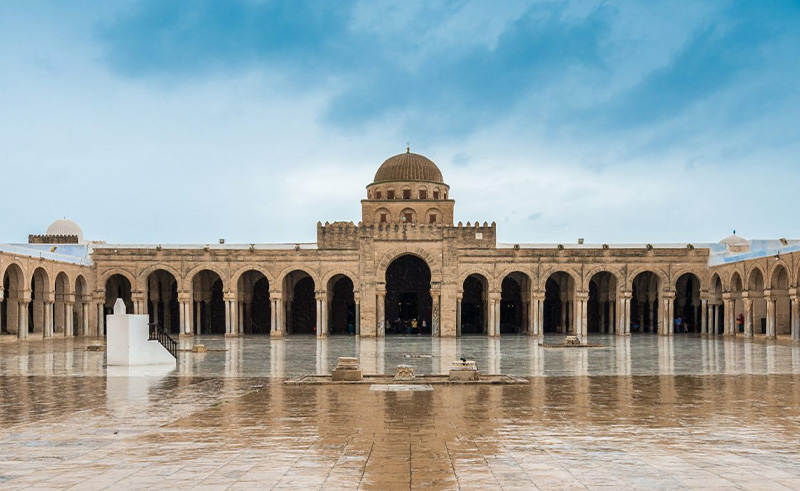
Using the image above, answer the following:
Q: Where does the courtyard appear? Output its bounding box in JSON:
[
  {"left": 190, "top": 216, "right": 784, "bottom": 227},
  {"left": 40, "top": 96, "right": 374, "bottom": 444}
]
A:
[{"left": 1, "top": 335, "right": 799, "bottom": 489}]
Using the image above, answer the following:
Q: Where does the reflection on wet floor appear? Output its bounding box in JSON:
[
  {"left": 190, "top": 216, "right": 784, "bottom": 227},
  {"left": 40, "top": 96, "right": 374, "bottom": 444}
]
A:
[
  {"left": 2, "top": 334, "right": 800, "bottom": 378},
  {"left": 1, "top": 335, "right": 800, "bottom": 489}
]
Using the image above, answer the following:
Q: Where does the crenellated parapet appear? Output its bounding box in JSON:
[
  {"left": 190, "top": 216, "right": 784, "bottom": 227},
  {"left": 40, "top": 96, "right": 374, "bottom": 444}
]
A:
[
  {"left": 316, "top": 220, "right": 497, "bottom": 249},
  {"left": 453, "top": 221, "right": 496, "bottom": 248}
]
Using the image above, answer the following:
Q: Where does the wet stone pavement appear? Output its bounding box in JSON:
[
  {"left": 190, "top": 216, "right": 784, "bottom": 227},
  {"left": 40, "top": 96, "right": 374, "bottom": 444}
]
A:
[{"left": 0, "top": 335, "right": 800, "bottom": 490}]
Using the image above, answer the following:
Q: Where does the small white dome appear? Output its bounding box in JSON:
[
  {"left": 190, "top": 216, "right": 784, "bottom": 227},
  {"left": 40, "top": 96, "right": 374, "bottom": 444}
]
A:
[
  {"left": 46, "top": 218, "right": 84, "bottom": 242},
  {"left": 720, "top": 234, "right": 747, "bottom": 246}
]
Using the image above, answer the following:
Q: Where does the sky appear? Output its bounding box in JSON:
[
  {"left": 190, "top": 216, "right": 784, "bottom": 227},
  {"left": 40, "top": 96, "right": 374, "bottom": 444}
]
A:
[{"left": 1, "top": 0, "right": 799, "bottom": 245}]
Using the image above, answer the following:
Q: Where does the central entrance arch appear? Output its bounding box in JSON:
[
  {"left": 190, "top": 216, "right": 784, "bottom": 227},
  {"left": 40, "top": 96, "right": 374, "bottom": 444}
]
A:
[{"left": 385, "top": 255, "right": 431, "bottom": 335}]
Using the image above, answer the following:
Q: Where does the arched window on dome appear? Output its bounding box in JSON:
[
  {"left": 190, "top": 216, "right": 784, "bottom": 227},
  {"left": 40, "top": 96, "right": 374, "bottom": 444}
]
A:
[
  {"left": 375, "top": 190, "right": 382, "bottom": 199},
  {"left": 387, "top": 189, "right": 395, "bottom": 199},
  {"left": 418, "top": 187, "right": 428, "bottom": 200},
  {"left": 433, "top": 188, "right": 440, "bottom": 200},
  {"left": 402, "top": 187, "right": 411, "bottom": 199}
]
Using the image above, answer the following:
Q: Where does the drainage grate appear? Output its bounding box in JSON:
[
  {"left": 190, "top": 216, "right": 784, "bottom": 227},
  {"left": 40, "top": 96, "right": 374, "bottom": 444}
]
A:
[{"left": 369, "top": 384, "right": 433, "bottom": 392}]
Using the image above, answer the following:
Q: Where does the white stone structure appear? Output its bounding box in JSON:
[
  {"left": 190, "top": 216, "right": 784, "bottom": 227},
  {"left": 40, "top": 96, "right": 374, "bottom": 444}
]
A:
[{"left": 106, "top": 299, "right": 175, "bottom": 366}]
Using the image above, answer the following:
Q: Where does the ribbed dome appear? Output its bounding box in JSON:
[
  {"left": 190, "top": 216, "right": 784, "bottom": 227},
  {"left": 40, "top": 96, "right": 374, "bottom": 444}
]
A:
[
  {"left": 46, "top": 218, "right": 84, "bottom": 242},
  {"left": 374, "top": 150, "right": 444, "bottom": 183},
  {"left": 720, "top": 234, "right": 747, "bottom": 246}
]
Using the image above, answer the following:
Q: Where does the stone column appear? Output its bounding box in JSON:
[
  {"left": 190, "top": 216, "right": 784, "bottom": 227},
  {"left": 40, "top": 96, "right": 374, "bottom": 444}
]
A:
[
  {"left": 456, "top": 294, "right": 462, "bottom": 337},
  {"left": 82, "top": 302, "right": 90, "bottom": 336},
  {"left": 618, "top": 293, "right": 629, "bottom": 336},
  {"left": 315, "top": 292, "right": 327, "bottom": 338},
  {"left": 528, "top": 293, "right": 535, "bottom": 336},
  {"left": 131, "top": 293, "right": 143, "bottom": 315},
  {"left": 271, "top": 293, "right": 284, "bottom": 338},
  {"left": 65, "top": 301, "right": 74, "bottom": 337},
  {"left": 489, "top": 293, "right": 500, "bottom": 337},
  {"left": 41, "top": 301, "right": 50, "bottom": 338},
  {"left": 599, "top": 299, "right": 606, "bottom": 334},
  {"left": 96, "top": 302, "right": 104, "bottom": 337},
  {"left": 376, "top": 289, "right": 386, "bottom": 337},
  {"left": 743, "top": 296, "right": 753, "bottom": 338},
  {"left": 667, "top": 294, "right": 675, "bottom": 336},
  {"left": 179, "top": 292, "right": 191, "bottom": 336},
  {"left": 766, "top": 295, "right": 777, "bottom": 338},
  {"left": 354, "top": 296, "right": 361, "bottom": 335},
  {"left": 560, "top": 295, "right": 568, "bottom": 334},
  {"left": 223, "top": 292, "right": 237, "bottom": 337},
  {"left": 431, "top": 290, "right": 440, "bottom": 337},
  {"left": 531, "top": 293, "right": 543, "bottom": 338},
  {"left": 18, "top": 300, "right": 29, "bottom": 340},
  {"left": 238, "top": 301, "right": 245, "bottom": 334},
  {"left": 790, "top": 293, "right": 799, "bottom": 342},
  {"left": 722, "top": 296, "right": 732, "bottom": 335},
  {"left": 270, "top": 296, "right": 278, "bottom": 336},
  {"left": 700, "top": 298, "right": 708, "bottom": 335},
  {"left": 576, "top": 293, "right": 588, "bottom": 343}
]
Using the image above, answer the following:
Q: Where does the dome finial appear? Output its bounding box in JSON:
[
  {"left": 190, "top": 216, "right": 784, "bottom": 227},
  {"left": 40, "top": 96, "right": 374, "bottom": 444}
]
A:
[{"left": 406, "top": 141, "right": 410, "bottom": 154}]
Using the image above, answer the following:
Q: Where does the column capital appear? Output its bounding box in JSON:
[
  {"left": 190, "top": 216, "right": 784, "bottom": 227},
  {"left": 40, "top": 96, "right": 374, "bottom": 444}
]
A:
[
  {"left": 178, "top": 292, "right": 191, "bottom": 302},
  {"left": 661, "top": 292, "right": 676, "bottom": 300},
  {"left": 789, "top": 287, "right": 798, "bottom": 296},
  {"left": 575, "top": 291, "right": 589, "bottom": 301},
  {"left": 315, "top": 292, "right": 327, "bottom": 302},
  {"left": 223, "top": 292, "right": 237, "bottom": 302}
]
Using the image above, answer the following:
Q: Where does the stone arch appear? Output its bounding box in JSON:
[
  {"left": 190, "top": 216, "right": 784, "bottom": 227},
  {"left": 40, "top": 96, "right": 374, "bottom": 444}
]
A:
[
  {"left": 138, "top": 264, "right": 184, "bottom": 292},
  {"left": 709, "top": 273, "right": 724, "bottom": 298},
  {"left": 587, "top": 270, "right": 620, "bottom": 335},
  {"left": 186, "top": 264, "right": 229, "bottom": 291},
  {"left": 674, "top": 272, "right": 702, "bottom": 333},
  {"left": 728, "top": 271, "right": 744, "bottom": 293},
  {"left": 747, "top": 267, "right": 767, "bottom": 335},
  {"left": 1, "top": 263, "right": 26, "bottom": 336},
  {"left": 1, "top": 262, "right": 26, "bottom": 292},
  {"left": 282, "top": 269, "right": 317, "bottom": 335},
  {"left": 321, "top": 269, "right": 360, "bottom": 293},
  {"left": 747, "top": 266, "right": 766, "bottom": 291},
  {"left": 457, "top": 267, "right": 495, "bottom": 293},
  {"left": 499, "top": 271, "right": 532, "bottom": 335},
  {"left": 235, "top": 268, "right": 272, "bottom": 335},
  {"left": 629, "top": 269, "right": 662, "bottom": 334},
  {"left": 54, "top": 272, "right": 71, "bottom": 335},
  {"left": 581, "top": 266, "right": 623, "bottom": 291},
  {"left": 626, "top": 266, "right": 667, "bottom": 292},
  {"left": 377, "top": 247, "right": 441, "bottom": 283},
  {"left": 99, "top": 268, "right": 137, "bottom": 292},
  {"left": 147, "top": 269, "right": 180, "bottom": 335},
  {"left": 542, "top": 270, "right": 578, "bottom": 335},
  {"left": 671, "top": 268, "right": 707, "bottom": 293},
  {"left": 767, "top": 259, "right": 792, "bottom": 289},
  {"left": 384, "top": 254, "right": 432, "bottom": 335},
  {"left": 191, "top": 269, "right": 226, "bottom": 335},
  {"left": 460, "top": 272, "right": 489, "bottom": 335},
  {"left": 327, "top": 273, "right": 356, "bottom": 335},
  {"left": 277, "top": 265, "right": 320, "bottom": 290},
  {"left": 769, "top": 263, "right": 791, "bottom": 335},
  {"left": 540, "top": 267, "right": 580, "bottom": 290},
  {"left": 231, "top": 264, "right": 276, "bottom": 290}
]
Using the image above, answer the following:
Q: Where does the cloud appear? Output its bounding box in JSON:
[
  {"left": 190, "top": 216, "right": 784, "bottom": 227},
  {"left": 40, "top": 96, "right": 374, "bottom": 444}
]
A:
[{"left": 0, "top": 1, "right": 799, "bottom": 245}]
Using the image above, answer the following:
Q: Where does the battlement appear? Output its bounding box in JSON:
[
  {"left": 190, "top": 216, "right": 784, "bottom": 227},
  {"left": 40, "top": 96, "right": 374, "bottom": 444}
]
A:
[
  {"left": 316, "top": 221, "right": 496, "bottom": 249},
  {"left": 28, "top": 234, "right": 80, "bottom": 244}
]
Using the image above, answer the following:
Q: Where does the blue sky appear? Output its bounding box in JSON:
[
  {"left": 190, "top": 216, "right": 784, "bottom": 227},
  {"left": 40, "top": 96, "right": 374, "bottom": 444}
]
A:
[{"left": 1, "top": 1, "right": 799, "bottom": 244}]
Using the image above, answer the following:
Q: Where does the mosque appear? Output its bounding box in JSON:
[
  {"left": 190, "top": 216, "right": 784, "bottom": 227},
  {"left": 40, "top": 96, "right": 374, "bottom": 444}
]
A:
[{"left": 1, "top": 150, "right": 799, "bottom": 343}]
